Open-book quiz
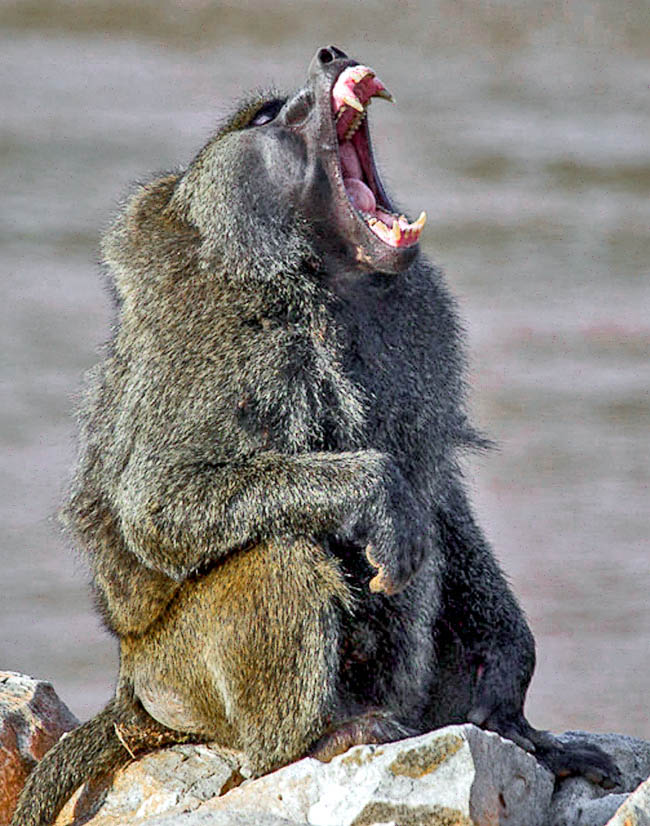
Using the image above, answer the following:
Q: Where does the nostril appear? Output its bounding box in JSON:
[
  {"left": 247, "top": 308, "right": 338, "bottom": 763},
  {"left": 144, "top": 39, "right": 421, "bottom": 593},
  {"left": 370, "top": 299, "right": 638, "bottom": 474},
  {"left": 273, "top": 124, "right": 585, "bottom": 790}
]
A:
[
  {"left": 318, "top": 48, "right": 335, "bottom": 64},
  {"left": 329, "top": 46, "right": 347, "bottom": 59},
  {"left": 309, "top": 45, "right": 348, "bottom": 78}
]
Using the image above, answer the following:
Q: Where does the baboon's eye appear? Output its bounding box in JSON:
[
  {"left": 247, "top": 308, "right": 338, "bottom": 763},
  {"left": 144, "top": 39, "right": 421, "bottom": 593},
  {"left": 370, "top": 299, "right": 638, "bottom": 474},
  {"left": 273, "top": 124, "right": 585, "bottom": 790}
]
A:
[
  {"left": 283, "top": 91, "right": 313, "bottom": 126},
  {"left": 249, "top": 99, "right": 285, "bottom": 127}
]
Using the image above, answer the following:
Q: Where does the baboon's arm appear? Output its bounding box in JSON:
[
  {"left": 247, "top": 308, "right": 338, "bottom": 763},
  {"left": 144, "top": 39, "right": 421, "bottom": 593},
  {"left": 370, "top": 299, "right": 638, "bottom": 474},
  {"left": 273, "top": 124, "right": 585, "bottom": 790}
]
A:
[{"left": 116, "top": 449, "right": 429, "bottom": 588}]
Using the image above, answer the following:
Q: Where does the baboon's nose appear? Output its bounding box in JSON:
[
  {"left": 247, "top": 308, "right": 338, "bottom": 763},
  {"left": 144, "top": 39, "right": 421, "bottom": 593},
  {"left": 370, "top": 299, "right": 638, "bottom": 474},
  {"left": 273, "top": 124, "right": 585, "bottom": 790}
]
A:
[
  {"left": 309, "top": 45, "right": 350, "bottom": 80},
  {"left": 316, "top": 45, "right": 348, "bottom": 64}
]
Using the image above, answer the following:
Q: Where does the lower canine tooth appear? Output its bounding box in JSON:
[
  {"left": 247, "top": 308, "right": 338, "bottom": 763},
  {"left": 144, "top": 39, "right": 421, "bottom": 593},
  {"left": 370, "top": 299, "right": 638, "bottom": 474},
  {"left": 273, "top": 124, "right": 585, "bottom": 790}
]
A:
[
  {"left": 391, "top": 220, "right": 402, "bottom": 243},
  {"left": 414, "top": 211, "right": 427, "bottom": 230}
]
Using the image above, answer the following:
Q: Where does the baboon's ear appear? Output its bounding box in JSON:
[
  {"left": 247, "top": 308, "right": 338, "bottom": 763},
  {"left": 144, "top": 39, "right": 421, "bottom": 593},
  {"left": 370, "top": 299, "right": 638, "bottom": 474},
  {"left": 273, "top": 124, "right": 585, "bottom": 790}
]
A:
[{"left": 102, "top": 174, "right": 200, "bottom": 302}]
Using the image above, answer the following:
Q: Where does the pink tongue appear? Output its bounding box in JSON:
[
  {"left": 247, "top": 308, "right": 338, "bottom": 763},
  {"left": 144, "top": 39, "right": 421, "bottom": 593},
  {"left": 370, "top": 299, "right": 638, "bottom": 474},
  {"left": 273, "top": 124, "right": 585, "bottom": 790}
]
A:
[
  {"left": 339, "top": 142, "right": 376, "bottom": 213},
  {"left": 344, "top": 178, "right": 376, "bottom": 213},
  {"left": 339, "top": 142, "right": 362, "bottom": 178}
]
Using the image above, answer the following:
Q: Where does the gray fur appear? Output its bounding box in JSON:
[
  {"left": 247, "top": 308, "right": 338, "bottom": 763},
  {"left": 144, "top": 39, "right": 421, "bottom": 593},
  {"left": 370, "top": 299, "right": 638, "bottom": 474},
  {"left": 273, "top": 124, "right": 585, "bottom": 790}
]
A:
[{"left": 10, "top": 46, "right": 619, "bottom": 826}]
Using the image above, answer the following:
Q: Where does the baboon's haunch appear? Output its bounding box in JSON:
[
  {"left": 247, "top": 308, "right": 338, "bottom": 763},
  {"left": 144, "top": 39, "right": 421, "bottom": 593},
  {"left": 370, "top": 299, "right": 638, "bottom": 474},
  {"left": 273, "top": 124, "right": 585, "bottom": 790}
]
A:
[{"left": 11, "top": 46, "right": 620, "bottom": 826}]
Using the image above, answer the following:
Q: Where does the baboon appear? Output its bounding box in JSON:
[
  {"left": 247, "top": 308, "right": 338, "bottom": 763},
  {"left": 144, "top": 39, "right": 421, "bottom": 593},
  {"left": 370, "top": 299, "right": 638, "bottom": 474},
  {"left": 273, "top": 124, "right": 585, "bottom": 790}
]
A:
[{"left": 12, "top": 46, "right": 619, "bottom": 826}]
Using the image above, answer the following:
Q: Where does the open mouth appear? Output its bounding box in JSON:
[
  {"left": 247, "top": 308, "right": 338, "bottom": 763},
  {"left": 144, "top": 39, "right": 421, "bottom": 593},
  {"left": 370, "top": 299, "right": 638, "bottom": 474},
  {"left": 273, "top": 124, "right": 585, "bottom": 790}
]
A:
[{"left": 331, "top": 65, "right": 426, "bottom": 249}]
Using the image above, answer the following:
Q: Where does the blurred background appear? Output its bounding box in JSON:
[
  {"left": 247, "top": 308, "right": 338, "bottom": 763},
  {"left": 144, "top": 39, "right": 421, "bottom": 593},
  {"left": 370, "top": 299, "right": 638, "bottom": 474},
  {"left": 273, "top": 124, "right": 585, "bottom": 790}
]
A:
[{"left": 1, "top": 0, "right": 648, "bottom": 736}]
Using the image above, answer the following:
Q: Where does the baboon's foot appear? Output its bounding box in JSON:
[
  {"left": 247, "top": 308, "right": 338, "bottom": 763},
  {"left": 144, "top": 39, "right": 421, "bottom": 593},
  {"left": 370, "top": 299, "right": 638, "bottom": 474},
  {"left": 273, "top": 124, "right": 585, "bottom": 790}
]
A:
[
  {"left": 530, "top": 729, "right": 622, "bottom": 789},
  {"left": 309, "top": 711, "right": 412, "bottom": 763},
  {"left": 468, "top": 702, "right": 621, "bottom": 789}
]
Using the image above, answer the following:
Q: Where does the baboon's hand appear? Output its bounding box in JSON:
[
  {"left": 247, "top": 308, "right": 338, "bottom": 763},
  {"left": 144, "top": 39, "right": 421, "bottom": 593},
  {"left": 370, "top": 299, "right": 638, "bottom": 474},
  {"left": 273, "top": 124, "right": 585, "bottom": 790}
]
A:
[
  {"left": 363, "top": 515, "right": 428, "bottom": 595},
  {"left": 345, "top": 463, "right": 430, "bottom": 594}
]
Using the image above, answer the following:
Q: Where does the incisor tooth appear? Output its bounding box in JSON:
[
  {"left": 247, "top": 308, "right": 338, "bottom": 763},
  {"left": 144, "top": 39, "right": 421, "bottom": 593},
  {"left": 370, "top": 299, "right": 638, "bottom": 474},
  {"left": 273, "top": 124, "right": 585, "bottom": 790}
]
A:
[{"left": 349, "top": 66, "right": 374, "bottom": 83}]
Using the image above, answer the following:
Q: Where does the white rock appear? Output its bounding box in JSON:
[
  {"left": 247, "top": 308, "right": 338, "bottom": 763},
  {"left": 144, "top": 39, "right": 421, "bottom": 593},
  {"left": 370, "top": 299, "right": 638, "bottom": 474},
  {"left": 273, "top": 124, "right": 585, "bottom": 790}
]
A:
[
  {"left": 606, "top": 776, "right": 650, "bottom": 826},
  {"left": 195, "top": 724, "right": 553, "bottom": 826},
  {"left": 55, "top": 743, "right": 249, "bottom": 825}
]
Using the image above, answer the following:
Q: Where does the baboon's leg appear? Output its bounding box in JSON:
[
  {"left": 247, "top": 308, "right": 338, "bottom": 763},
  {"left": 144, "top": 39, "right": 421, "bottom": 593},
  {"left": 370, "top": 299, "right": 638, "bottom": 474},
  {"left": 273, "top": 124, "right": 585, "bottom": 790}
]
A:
[
  {"left": 123, "top": 537, "right": 350, "bottom": 774},
  {"left": 430, "top": 484, "right": 621, "bottom": 788}
]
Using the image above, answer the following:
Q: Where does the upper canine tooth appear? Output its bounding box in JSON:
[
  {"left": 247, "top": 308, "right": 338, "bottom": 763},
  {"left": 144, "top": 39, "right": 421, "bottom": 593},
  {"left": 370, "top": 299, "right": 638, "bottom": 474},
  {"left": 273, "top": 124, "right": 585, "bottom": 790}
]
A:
[{"left": 342, "top": 93, "right": 364, "bottom": 113}]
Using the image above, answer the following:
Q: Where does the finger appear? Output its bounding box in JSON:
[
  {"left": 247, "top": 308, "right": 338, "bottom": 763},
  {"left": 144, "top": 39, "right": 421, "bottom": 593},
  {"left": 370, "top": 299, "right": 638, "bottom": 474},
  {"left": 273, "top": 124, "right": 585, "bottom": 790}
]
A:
[
  {"left": 365, "top": 544, "right": 381, "bottom": 570},
  {"left": 369, "top": 568, "right": 396, "bottom": 595},
  {"left": 366, "top": 545, "right": 397, "bottom": 594},
  {"left": 467, "top": 705, "right": 491, "bottom": 726},
  {"left": 499, "top": 726, "right": 536, "bottom": 753}
]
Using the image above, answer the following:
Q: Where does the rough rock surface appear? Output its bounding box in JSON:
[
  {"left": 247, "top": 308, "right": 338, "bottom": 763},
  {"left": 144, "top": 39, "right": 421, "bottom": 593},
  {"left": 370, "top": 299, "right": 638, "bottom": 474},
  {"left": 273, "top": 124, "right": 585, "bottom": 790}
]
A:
[
  {"left": 3, "top": 674, "right": 650, "bottom": 826},
  {"left": 551, "top": 731, "right": 650, "bottom": 826},
  {"left": 0, "top": 671, "right": 78, "bottom": 826},
  {"left": 606, "top": 776, "right": 650, "bottom": 826},
  {"left": 55, "top": 743, "right": 251, "bottom": 826},
  {"left": 54, "top": 725, "right": 554, "bottom": 826},
  {"left": 200, "top": 724, "right": 554, "bottom": 826}
]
